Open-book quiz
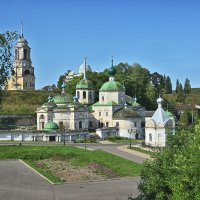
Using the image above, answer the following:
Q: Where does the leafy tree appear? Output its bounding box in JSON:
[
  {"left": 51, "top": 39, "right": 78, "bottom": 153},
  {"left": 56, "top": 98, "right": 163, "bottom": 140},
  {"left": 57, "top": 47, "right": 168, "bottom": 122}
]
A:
[
  {"left": 179, "top": 110, "right": 190, "bottom": 128},
  {"left": 0, "top": 31, "right": 18, "bottom": 104},
  {"left": 151, "top": 72, "right": 165, "bottom": 94},
  {"left": 175, "top": 79, "right": 180, "bottom": 93},
  {"left": 135, "top": 125, "right": 200, "bottom": 200},
  {"left": 184, "top": 78, "right": 191, "bottom": 94}
]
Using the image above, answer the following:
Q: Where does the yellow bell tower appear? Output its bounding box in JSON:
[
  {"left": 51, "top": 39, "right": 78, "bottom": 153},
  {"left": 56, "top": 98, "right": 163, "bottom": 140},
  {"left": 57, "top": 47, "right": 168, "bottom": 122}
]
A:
[{"left": 7, "top": 24, "right": 35, "bottom": 90}]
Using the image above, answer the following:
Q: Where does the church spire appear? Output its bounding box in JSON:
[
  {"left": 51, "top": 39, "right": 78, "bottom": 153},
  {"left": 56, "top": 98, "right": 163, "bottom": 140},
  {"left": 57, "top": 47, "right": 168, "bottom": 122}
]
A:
[
  {"left": 111, "top": 55, "right": 114, "bottom": 67},
  {"left": 20, "top": 20, "right": 24, "bottom": 38},
  {"left": 83, "top": 57, "right": 87, "bottom": 80}
]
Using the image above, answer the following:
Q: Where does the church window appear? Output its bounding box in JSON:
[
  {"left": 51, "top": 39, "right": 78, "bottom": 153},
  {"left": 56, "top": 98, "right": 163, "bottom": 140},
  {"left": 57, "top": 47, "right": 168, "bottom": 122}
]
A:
[
  {"left": 59, "top": 121, "right": 64, "bottom": 130},
  {"left": 158, "top": 134, "right": 162, "bottom": 142},
  {"left": 79, "top": 121, "right": 82, "bottom": 129},
  {"left": 77, "top": 91, "right": 80, "bottom": 99},
  {"left": 40, "top": 115, "right": 45, "bottom": 119},
  {"left": 89, "top": 121, "right": 93, "bottom": 127},
  {"left": 106, "top": 122, "right": 109, "bottom": 127},
  {"left": 83, "top": 91, "right": 86, "bottom": 99},
  {"left": 99, "top": 112, "right": 101, "bottom": 116},
  {"left": 15, "top": 49, "right": 19, "bottom": 59},
  {"left": 89, "top": 91, "right": 92, "bottom": 100},
  {"left": 24, "top": 49, "right": 27, "bottom": 59},
  {"left": 149, "top": 133, "right": 152, "bottom": 141},
  {"left": 102, "top": 96, "right": 104, "bottom": 101},
  {"left": 106, "top": 112, "right": 108, "bottom": 116},
  {"left": 116, "top": 122, "right": 119, "bottom": 127}
]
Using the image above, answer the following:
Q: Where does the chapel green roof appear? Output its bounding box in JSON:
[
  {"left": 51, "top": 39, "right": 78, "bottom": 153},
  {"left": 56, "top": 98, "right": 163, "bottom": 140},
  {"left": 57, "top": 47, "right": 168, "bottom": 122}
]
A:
[
  {"left": 99, "top": 80, "right": 125, "bottom": 92},
  {"left": 92, "top": 101, "right": 118, "bottom": 106},
  {"left": 113, "top": 107, "right": 142, "bottom": 119},
  {"left": 42, "top": 102, "right": 56, "bottom": 108},
  {"left": 76, "top": 79, "right": 94, "bottom": 89},
  {"left": 52, "top": 93, "right": 73, "bottom": 104},
  {"left": 165, "top": 111, "right": 174, "bottom": 118},
  {"left": 43, "top": 121, "right": 59, "bottom": 132}
]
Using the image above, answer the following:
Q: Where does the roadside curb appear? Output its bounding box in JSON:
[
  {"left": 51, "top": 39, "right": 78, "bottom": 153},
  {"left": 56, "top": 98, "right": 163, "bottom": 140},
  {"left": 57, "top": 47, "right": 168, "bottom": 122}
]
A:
[{"left": 19, "top": 159, "right": 54, "bottom": 185}]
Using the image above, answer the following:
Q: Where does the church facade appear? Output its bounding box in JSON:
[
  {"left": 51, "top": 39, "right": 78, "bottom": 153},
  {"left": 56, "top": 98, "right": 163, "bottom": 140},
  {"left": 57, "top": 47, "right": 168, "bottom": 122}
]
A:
[
  {"left": 36, "top": 58, "right": 145, "bottom": 139},
  {"left": 6, "top": 32, "right": 35, "bottom": 90}
]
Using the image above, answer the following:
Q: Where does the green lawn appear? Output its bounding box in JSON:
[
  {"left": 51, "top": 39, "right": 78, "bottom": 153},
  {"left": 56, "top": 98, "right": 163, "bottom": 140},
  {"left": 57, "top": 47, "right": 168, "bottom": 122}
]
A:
[
  {"left": 0, "top": 145, "right": 142, "bottom": 183},
  {"left": 129, "top": 146, "right": 154, "bottom": 156}
]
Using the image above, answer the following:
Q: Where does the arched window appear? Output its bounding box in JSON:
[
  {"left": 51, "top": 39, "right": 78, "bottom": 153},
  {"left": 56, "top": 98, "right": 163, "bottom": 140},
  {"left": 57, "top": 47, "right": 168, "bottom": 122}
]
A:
[
  {"left": 149, "top": 133, "right": 152, "bottom": 141},
  {"left": 15, "top": 49, "right": 19, "bottom": 59},
  {"left": 40, "top": 115, "right": 45, "bottom": 119},
  {"left": 158, "top": 134, "right": 162, "bottom": 142},
  {"left": 79, "top": 121, "right": 82, "bottom": 129},
  {"left": 77, "top": 91, "right": 80, "bottom": 99},
  {"left": 24, "top": 49, "right": 27, "bottom": 59},
  {"left": 59, "top": 121, "right": 64, "bottom": 129},
  {"left": 89, "top": 91, "right": 92, "bottom": 100},
  {"left": 83, "top": 91, "right": 86, "bottom": 99},
  {"left": 102, "top": 96, "right": 104, "bottom": 101}
]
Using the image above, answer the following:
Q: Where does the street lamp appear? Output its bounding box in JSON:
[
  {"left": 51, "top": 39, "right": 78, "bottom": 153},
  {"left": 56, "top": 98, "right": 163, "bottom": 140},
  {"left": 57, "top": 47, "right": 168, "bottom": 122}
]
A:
[{"left": 128, "top": 129, "right": 133, "bottom": 149}]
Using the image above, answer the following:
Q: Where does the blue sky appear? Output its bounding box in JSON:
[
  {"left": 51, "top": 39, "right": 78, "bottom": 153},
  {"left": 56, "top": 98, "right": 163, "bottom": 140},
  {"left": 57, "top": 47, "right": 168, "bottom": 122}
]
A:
[{"left": 1, "top": 0, "right": 200, "bottom": 89}]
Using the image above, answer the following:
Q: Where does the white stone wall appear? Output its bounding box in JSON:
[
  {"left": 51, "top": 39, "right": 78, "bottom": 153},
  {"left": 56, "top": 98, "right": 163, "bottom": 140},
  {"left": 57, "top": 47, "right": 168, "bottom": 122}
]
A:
[{"left": 99, "top": 91, "right": 125, "bottom": 105}]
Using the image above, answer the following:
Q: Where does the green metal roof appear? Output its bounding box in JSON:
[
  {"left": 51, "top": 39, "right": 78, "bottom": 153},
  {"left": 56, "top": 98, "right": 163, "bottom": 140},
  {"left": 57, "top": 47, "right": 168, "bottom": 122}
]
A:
[
  {"left": 92, "top": 101, "right": 118, "bottom": 106},
  {"left": 43, "top": 121, "right": 59, "bottom": 132},
  {"left": 42, "top": 102, "right": 56, "bottom": 108},
  {"left": 125, "top": 95, "right": 141, "bottom": 107},
  {"left": 52, "top": 93, "right": 73, "bottom": 104},
  {"left": 113, "top": 107, "right": 142, "bottom": 119},
  {"left": 99, "top": 80, "right": 124, "bottom": 91},
  {"left": 76, "top": 79, "right": 94, "bottom": 89},
  {"left": 165, "top": 111, "right": 174, "bottom": 118}
]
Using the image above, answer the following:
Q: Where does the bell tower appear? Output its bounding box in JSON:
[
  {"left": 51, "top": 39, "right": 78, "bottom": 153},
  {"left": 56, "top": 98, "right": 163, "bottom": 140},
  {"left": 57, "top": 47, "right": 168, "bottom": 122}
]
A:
[{"left": 7, "top": 23, "right": 35, "bottom": 90}]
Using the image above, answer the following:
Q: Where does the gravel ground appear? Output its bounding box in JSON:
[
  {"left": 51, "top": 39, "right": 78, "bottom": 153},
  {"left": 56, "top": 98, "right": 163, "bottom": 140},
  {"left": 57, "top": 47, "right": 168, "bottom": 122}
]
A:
[{"left": 35, "top": 159, "right": 119, "bottom": 183}]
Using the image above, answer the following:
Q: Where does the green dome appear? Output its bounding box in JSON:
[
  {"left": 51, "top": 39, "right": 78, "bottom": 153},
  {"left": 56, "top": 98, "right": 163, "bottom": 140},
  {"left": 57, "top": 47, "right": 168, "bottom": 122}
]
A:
[
  {"left": 113, "top": 107, "right": 142, "bottom": 119},
  {"left": 43, "top": 121, "right": 59, "bottom": 132},
  {"left": 42, "top": 102, "right": 56, "bottom": 108},
  {"left": 52, "top": 93, "right": 73, "bottom": 104},
  {"left": 108, "top": 66, "right": 116, "bottom": 76},
  {"left": 100, "top": 80, "right": 124, "bottom": 91},
  {"left": 165, "top": 111, "right": 174, "bottom": 118},
  {"left": 76, "top": 79, "right": 94, "bottom": 89}
]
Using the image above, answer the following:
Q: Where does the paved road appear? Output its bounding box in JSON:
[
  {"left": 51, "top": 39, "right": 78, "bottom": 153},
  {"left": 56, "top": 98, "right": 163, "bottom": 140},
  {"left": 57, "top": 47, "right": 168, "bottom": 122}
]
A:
[
  {"left": 0, "top": 160, "right": 140, "bottom": 200},
  {"left": 0, "top": 160, "right": 55, "bottom": 200},
  {"left": 73, "top": 143, "right": 147, "bottom": 164}
]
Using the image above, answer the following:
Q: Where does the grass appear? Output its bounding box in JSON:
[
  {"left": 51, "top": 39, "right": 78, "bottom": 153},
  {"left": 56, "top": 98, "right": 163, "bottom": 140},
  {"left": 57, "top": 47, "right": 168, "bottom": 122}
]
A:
[
  {"left": 0, "top": 145, "right": 142, "bottom": 183},
  {"left": 129, "top": 146, "right": 154, "bottom": 156},
  {"left": 107, "top": 136, "right": 143, "bottom": 144}
]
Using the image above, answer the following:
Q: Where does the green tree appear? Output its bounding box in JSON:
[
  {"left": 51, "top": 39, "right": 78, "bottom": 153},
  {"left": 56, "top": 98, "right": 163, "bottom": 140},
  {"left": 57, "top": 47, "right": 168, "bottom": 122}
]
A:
[
  {"left": 151, "top": 72, "right": 165, "bottom": 94},
  {"left": 0, "top": 31, "right": 18, "bottom": 104},
  {"left": 176, "top": 83, "right": 185, "bottom": 103},
  {"left": 184, "top": 78, "right": 191, "bottom": 94},
  {"left": 136, "top": 125, "right": 200, "bottom": 200},
  {"left": 164, "top": 76, "right": 172, "bottom": 94},
  {"left": 175, "top": 79, "right": 180, "bottom": 93},
  {"left": 57, "top": 75, "right": 66, "bottom": 89}
]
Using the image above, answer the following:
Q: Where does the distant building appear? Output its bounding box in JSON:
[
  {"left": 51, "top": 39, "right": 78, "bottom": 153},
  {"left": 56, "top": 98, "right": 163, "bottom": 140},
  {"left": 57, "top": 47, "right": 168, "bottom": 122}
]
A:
[
  {"left": 65, "top": 59, "right": 92, "bottom": 83},
  {"left": 145, "top": 96, "right": 175, "bottom": 147},
  {"left": 6, "top": 27, "right": 35, "bottom": 90}
]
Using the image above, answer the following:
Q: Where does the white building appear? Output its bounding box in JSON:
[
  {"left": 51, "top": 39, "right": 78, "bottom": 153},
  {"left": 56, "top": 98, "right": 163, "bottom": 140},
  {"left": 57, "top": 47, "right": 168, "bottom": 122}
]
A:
[{"left": 145, "top": 96, "right": 175, "bottom": 147}]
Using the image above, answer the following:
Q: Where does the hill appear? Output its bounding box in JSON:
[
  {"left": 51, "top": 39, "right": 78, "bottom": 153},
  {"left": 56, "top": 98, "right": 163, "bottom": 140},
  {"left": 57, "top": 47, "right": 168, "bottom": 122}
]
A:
[
  {"left": 0, "top": 90, "right": 58, "bottom": 115},
  {"left": 164, "top": 88, "right": 200, "bottom": 105},
  {"left": 0, "top": 88, "right": 200, "bottom": 115}
]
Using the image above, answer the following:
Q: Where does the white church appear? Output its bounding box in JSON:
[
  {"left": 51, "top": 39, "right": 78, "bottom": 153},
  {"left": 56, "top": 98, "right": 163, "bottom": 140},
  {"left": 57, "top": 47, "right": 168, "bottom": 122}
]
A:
[{"left": 36, "top": 57, "right": 175, "bottom": 146}]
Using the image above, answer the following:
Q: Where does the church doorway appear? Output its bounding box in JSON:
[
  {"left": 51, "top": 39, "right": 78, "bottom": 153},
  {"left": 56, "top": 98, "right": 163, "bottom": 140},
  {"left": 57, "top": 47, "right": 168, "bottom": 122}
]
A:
[{"left": 49, "top": 136, "right": 56, "bottom": 142}]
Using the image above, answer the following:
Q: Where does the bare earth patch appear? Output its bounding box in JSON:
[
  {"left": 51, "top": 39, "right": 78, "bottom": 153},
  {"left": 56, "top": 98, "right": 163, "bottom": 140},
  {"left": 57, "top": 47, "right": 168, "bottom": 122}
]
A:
[{"left": 35, "top": 159, "right": 119, "bottom": 183}]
